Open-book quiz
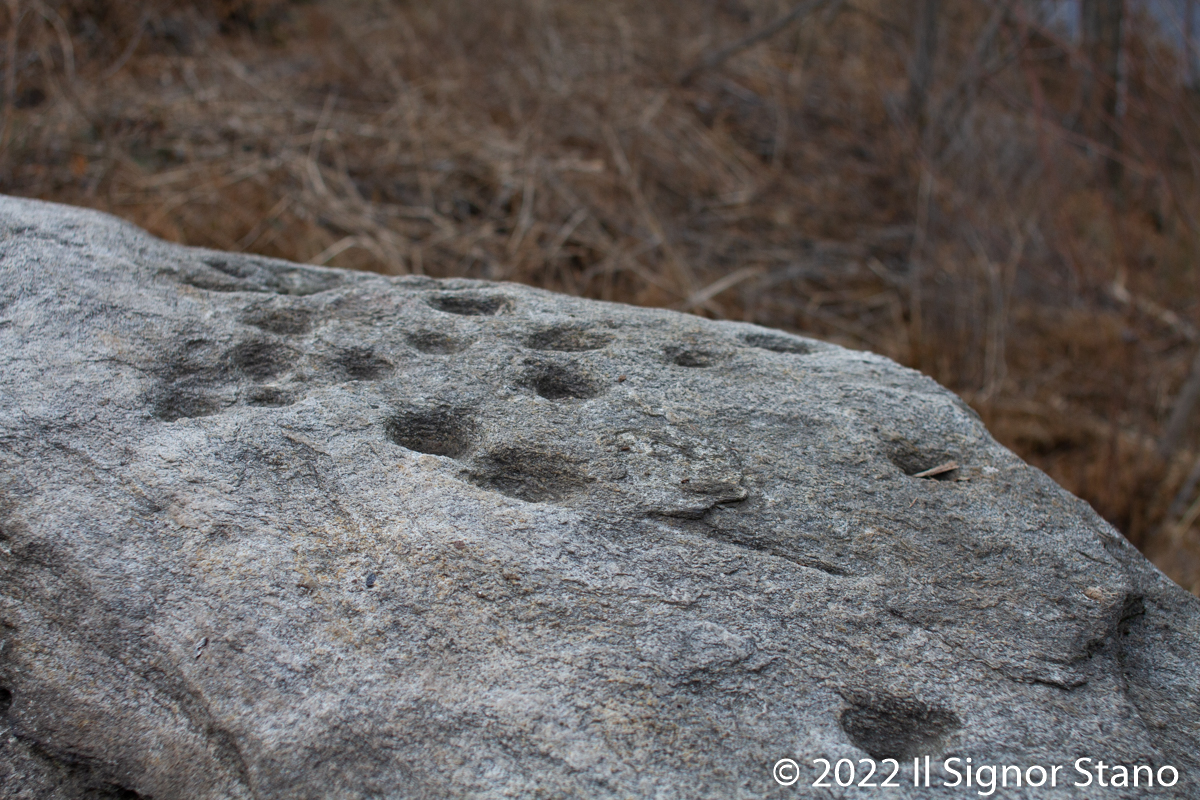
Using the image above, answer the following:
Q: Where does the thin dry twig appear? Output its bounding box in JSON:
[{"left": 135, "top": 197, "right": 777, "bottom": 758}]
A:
[
  {"left": 678, "top": 0, "right": 839, "bottom": 85},
  {"left": 29, "top": 0, "right": 73, "bottom": 85},
  {"left": 100, "top": 12, "right": 148, "bottom": 80},
  {"left": 678, "top": 266, "right": 765, "bottom": 311},
  {"left": 912, "top": 460, "right": 959, "bottom": 479}
]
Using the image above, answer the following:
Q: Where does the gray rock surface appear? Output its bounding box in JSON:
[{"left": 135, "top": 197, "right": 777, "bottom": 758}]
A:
[{"left": 0, "top": 194, "right": 1197, "bottom": 799}]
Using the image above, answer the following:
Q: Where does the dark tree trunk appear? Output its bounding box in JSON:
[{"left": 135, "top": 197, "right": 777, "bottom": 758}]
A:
[
  {"left": 1187, "top": 0, "right": 1198, "bottom": 89},
  {"left": 906, "top": 0, "right": 941, "bottom": 133},
  {"left": 1081, "top": 0, "right": 1124, "bottom": 187}
]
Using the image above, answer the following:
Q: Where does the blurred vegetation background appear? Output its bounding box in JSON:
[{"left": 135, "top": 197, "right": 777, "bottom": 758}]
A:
[{"left": 3, "top": 0, "right": 1200, "bottom": 594}]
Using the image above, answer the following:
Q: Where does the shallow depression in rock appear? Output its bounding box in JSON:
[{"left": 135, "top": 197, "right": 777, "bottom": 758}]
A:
[
  {"left": 465, "top": 447, "right": 591, "bottom": 502},
  {"left": 520, "top": 359, "right": 603, "bottom": 400},
  {"left": 384, "top": 408, "right": 475, "bottom": 458},
  {"left": 426, "top": 293, "right": 510, "bottom": 316},
  {"left": 839, "top": 694, "right": 961, "bottom": 760}
]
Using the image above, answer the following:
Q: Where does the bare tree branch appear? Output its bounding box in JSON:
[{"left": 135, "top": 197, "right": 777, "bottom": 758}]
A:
[
  {"left": 678, "top": 0, "right": 839, "bottom": 86},
  {"left": 906, "top": 0, "right": 941, "bottom": 130}
]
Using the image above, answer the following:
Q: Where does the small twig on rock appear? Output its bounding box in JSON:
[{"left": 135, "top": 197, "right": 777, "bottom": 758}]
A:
[{"left": 912, "top": 460, "right": 958, "bottom": 479}]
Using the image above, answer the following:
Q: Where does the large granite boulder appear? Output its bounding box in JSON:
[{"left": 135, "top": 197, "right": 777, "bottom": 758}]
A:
[{"left": 0, "top": 195, "right": 1197, "bottom": 799}]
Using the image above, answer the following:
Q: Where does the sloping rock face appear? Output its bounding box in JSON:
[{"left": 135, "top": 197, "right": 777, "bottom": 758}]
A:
[{"left": 0, "top": 195, "right": 1197, "bottom": 800}]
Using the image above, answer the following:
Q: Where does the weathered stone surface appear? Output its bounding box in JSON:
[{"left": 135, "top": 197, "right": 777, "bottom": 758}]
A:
[{"left": 0, "top": 195, "right": 1197, "bottom": 799}]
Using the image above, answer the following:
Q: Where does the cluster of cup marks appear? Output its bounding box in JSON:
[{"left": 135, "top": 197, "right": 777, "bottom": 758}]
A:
[
  {"left": 393, "top": 295, "right": 967, "bottom": 762},
  {"left": 152, "top": 277, "right": 964, "bottom": 757},
  {"left": 383, "top": 292, "right": 833, "bottom": 504},
  {"left": 150, "top": 298, "right": 390, "bottom": 422}
]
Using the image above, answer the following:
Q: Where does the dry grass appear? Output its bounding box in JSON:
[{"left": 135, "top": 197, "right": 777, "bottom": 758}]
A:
[{"left": 4, "top": 0, "right": 1200, "bottom": 594}]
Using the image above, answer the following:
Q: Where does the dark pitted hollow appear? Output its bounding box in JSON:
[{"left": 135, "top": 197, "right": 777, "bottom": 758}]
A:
[
  {"left": 334, "top": 347, "right": 393, "bottom": 381},
  {"left": 240, "top": 306, "right": 313, "bottom": 335},
  {"left": 245, "top": 387, "right": 297, "bottom": 408},
  {"left": 840, "top": 694, "right": 961, "bottom": 760},
  {"left": 666, "top": 346, "right": 724, "bottom": 368},
  {"left": 151, "top": 386, "right": 223, "bottom": 422},
  {"left": 384, "top": 408, "right": 474, "bottom": 459},
  {"left": 427, "top": 293, "right": 509, "bottom": 316},
  {"left": 525, "top": 326, "right": 613, "bottom": 352},
  {"left": 521, "top": 359, "right": 602, "bottom": 400},
  {"left": 178, "top": 258, "right": 348, "bottom": 296},
  {"left": 741, "top": 332, "right": 815, "bottom": 355},
  {"left": 885, "top": 441, "right": 959, "bottom": 480},
  {"left": 226, "top": 339, "right": 292, "bottom": 380},
  {"left": 466, "top": 447, "right": 589, "bottom": 503},
  {"left": 407, "top": 330, "right": 472, "bottom": 354}
]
